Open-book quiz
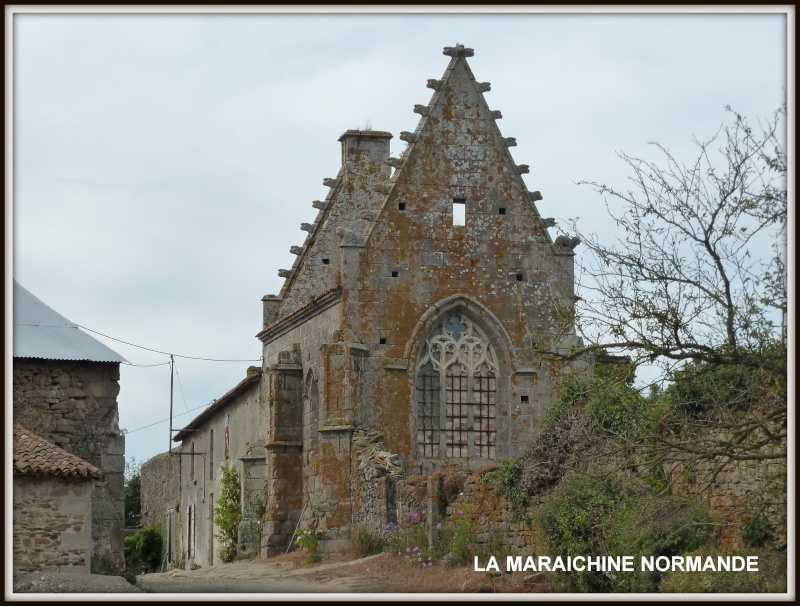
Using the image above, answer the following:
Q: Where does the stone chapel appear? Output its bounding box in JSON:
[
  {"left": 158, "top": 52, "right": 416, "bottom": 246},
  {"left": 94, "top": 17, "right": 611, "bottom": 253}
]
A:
[{"left": 255, "top": 44, "right": 587, "bottom": 554}]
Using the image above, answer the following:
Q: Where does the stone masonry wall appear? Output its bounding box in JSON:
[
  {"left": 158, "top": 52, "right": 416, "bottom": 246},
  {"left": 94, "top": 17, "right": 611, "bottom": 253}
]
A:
[
  {"left": 443, "top": 468, "right": 547, "bottom": 556},
  {"left": 13, "top": 475, "right": 94, "bottom": 572},
  {"left": 140, "top": 452, "right": 181, "bottom": 543},
  {"left": 13, "top": 358, "right": 126, "bottom": 572}
]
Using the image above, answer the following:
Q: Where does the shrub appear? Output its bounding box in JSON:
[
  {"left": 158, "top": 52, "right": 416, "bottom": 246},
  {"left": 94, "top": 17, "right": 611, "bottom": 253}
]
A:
[
  {"left": 660, "top": 548, "right": 787, "bottom": 593},
  {"left": 540, "top": 474, "right": 713, "bottom": 592},
  {"left": 294, "top": 521, "right": 320, "bottom": 566},
  {"left": 124, "top": 525, "right": 163, "bottom": 574},
  {"left": 351, "top": 524, "right": 386, "bottom": 558},
  {"left": 741, "top": 512, "right": 774, "bottom": 548},
  {"left": 212, "top": 465, "right": 242, "bottom": 563}
]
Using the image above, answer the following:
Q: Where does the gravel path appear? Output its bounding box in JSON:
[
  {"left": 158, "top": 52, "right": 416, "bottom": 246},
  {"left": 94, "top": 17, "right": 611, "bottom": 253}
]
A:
[{"left": 12, "top": 571, "right": 143, "bottom": 593}]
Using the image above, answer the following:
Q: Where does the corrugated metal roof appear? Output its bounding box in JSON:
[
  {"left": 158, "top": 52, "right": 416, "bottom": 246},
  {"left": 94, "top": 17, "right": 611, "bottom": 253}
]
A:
[{"left": 13, "top": 280, "right": 127, "bottom": 363}]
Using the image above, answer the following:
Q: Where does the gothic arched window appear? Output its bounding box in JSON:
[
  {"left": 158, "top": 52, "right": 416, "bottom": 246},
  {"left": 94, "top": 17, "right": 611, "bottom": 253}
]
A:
[{"left": 415, "top": 315, "right": 498, "bottom": 459}]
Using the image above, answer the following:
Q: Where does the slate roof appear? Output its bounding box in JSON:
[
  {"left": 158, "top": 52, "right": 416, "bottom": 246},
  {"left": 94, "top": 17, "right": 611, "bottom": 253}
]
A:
[
  {"left": 13, "top": 280, "right": 127, "bottom": 363},
  {"left": 173, "top": 368, "right": 262, "bottom": 442},
  {"left": 13, "top": 425, "right": 103, "bottom": 479}
]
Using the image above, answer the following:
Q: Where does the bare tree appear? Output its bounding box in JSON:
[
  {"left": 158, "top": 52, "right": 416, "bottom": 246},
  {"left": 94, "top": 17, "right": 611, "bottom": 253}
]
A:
[{"left": 542, "top": 106, "right": 787, "bottom": 374}]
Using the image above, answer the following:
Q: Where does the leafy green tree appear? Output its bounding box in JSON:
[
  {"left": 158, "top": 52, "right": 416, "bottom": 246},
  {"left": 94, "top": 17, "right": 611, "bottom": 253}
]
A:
[{"left": 124, "top": 457, "right": 141, "bottom": 527}]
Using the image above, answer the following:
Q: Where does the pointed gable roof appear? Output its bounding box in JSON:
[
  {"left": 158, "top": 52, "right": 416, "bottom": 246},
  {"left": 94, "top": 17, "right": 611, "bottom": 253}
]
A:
[
  {"left": 373, "top": 43, "right": 545, "bottom": 224},
  {"left": 13, "top": 280, "right": 127, "bottom": 363}
]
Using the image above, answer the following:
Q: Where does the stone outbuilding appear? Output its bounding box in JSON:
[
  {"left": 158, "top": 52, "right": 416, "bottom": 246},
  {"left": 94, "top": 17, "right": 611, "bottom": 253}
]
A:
[
  {"left": 12, "top": 425, "right": 104, "bottom": 572},
  {"left": 12, "top": 280, "right": 127, "bottom": 573},
  {"left": 257, "top": 44, "right": 587, "bottom": 553}
]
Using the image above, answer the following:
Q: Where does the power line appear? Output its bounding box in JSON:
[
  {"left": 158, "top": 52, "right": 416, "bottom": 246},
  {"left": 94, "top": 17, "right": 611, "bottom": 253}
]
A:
[
  {"left": 123, "top": 402, "right": 209, "bottom": 435},
  {"left": 75, "top": 323, "right": 261, "bottom": 362}
]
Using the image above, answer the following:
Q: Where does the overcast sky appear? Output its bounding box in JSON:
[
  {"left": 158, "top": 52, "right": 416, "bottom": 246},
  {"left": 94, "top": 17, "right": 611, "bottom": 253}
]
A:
[{"left": 8, "top": 8, "right": 789, "bottom": 467}]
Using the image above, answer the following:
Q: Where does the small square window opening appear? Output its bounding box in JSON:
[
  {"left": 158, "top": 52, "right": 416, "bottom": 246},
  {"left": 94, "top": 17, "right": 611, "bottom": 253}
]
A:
[
  {"left": 379, "top": 337, "right": 387, "bottom": 345},
  {"left": 322, "top": 258, "right": 330, "bottom": 265},
  {"left": 399, "top": 202, "right": 406, "bottom": 211},
  {"left": 521, "top": 395, "right": 529, "bottom": 404},
  {"left": 391, "top": 270, "right": 399, "bottom": 278},
  {"left": 516, "top": 273, "right": 524, "bottom": 281},
  {"left": 498, "top": 207, "right": 506, "bottom": 215},
  {"left": 453, "top": 198, "right": 466, "bottom": 226}
]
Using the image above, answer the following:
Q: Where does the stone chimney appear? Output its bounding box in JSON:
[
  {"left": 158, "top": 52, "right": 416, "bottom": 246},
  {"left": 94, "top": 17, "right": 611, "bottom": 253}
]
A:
[{"left": 338, "top": 130, "right": 393, "bottom": 182}]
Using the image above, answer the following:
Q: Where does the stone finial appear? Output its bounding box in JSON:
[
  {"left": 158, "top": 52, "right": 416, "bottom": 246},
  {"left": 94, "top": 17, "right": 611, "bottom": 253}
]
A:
[
  {"left": 387, "top": 157, "right": 403, "bottom": 169},
  {"left": 426, "top": 79, "right": 443, "bottom": 90},
  {"left": 360, "top": 210, "right": 380, "bottom": 222},
  {"left": 399, "top": 131, "right": 417, "bottom": 143},
  {"left": 505, "top": 137, "right": 517, "bottom": 147},
  {"left": 515, "top": 164, "right": 530, "bottom": 175},
  {"left": 529, "top": 191, "right": 544, "bottom": 202},
  {"left": 554, "top": 235, "right": 581, "bottom": 254},
  {"left": 289, "top": 245, "right": 304, "bottom": 255},
  {"left": 541, "top": 218, "right": 556, "bottom": 228},
  {"left": 476, "top": 82, "right": 491, "bottom": 93},
  {"left": 443, "top": 44, "right": 475, "bottom": 57},
  {"left": 413, "top": 104, "right": 430, "bottom": 117},
  {"left": 312, "top": 200, "right": 327, "bottom": 210},
  {"left": 323, "top": 177, "right": 338, "bottom": 188},
  {"left": 300, "top": 223, "right": 315, "bottom": 233},
  {"left": 490, "top": 110, "right": 503, "bottom": 120},
  {"left": 278, "top": 269, "right": 293, "bottom": 278},
  {"left": 336, "top": 227, "right": 368, "bottom": 248}
]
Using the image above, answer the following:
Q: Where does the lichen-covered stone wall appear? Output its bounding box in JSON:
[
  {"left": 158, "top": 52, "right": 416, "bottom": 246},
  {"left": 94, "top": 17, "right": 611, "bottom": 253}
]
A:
[
  {"left": 13, "top": 358, "right": 125, "bottom": 573},
  {"left": 13, "top": 475, "right": 94, "bottom": 572}
]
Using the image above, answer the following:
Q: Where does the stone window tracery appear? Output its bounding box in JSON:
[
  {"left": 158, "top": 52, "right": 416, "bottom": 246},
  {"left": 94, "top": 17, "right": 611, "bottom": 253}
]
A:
[{"left": 416, "top": 315, "right": 497, "bottom": 459}]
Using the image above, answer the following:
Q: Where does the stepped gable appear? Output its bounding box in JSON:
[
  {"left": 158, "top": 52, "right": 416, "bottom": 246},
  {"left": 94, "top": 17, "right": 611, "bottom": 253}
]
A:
[
  {"left": 262, "top": 44, "right": 558, "bottom": 326},
  {"left": 369, "top": 44, "right": 551, "bottom": 243}
]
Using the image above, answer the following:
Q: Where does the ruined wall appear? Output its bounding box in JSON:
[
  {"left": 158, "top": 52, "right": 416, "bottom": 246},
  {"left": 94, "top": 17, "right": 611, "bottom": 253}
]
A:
[
  {"left": 13, "top": 475, "right": 95, "bottom": 572},
  {"left": 13, "top": 358, "right": 125, "bottom": 573},
  {"left": 667, "top": 453, "right": 787, "bottom": 550}
]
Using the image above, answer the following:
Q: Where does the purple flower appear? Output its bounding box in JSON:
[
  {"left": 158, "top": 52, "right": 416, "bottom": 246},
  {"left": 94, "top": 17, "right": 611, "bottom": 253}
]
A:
[
  {"left": 436, "top": 522, "right": 442, "bottom": 530},
  {"left": 406, "top": 547, "right": 410, "bottom": 553}
]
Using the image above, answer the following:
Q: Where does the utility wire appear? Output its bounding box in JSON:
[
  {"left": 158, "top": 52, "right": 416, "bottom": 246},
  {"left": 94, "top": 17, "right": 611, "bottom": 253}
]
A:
[
  {"left": 74, "top": 323, "right": 261, "bottom": 362},
  {"left": 175, "top": 365, "right": 190, "bottom": 413},
  {"left": 124, "top": 403, "right": 209, "bottom": 435}
]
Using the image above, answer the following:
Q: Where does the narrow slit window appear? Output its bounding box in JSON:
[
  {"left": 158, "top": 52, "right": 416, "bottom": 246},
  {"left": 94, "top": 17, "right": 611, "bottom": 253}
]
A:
[
  {"left": 453, "top": 198, "right": 466, "bottom": 226},
  {"left": 399, "top": 202, "right": 406, "bottom": 211}
]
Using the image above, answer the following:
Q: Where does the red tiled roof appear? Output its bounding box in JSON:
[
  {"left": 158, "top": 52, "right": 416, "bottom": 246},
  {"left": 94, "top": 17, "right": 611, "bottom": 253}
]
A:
[
  {"left": 13, "top": 425, "right": 102, "bottom": 479},
  {"left": 173, "top": 368, "right": 262, "bottom": 442}
]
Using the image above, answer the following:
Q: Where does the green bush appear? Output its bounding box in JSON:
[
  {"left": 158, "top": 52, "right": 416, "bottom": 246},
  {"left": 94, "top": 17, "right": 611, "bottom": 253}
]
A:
[
  {"left": 124, "top": 525, "right": 163, "bottom": 574},
  {"left": 660, "top": 549, "right": 787, "bottom": 593},
  {"left": 539, "top": 474, "right": 713, "bottom": 592},
  {"left": 212, "top": 465, "right": 242, "bottom": 563},
  {"left": 741, "top": 512, "right": 774, "bottom": 548}
]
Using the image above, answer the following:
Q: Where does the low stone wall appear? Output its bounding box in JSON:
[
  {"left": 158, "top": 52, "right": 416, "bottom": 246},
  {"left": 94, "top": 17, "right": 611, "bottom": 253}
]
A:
[
  {"left": 13, "top": 475, "right": 94, "bottom": 572},
  {"left": 443, "top": 469, "right": 547, "bottom": 555},
  {"left": 668, "top": 454, "right": 787, "bottom": 550}
]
